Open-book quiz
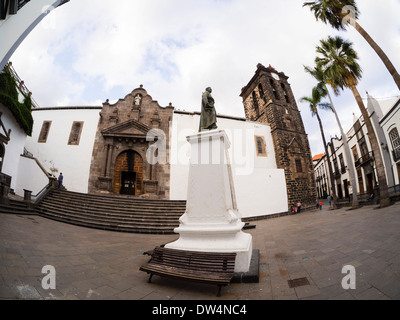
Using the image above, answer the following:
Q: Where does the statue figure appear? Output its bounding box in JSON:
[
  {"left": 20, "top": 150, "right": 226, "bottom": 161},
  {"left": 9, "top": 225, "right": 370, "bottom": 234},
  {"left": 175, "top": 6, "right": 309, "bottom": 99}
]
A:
[
  {"left": 199, "top": 87, "right": 217, "bottom": 132},
  {"left": 134, "top": 94, "right": 142, "bottom": 106}
]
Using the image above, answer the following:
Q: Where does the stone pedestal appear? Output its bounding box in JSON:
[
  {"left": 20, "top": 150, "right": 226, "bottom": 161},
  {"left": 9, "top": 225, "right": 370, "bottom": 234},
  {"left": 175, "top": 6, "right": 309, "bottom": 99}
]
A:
[{"left": 165, "top": 130, "right": 253, "bottom": 272}]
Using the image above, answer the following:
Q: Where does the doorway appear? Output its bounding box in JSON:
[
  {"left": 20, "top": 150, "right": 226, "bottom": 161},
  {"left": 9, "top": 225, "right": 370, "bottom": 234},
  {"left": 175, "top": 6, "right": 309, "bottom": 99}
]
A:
[
  {"left": 113, "top": 150, "right": 143, "bottom": 195},
  {"left": 120, "top": 171, "right": 136, "bottom": 195},
  {"left": 366, "top": 173, "right": 374, "bottom": 196}
]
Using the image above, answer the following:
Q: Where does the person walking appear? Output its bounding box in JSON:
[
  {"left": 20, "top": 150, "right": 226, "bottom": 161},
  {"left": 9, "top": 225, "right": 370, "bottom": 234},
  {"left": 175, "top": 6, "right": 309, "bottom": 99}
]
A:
[
  {"left": 58, "top": 172, "right": 63, "bottom": 190},
  {"left": 327, "top": 195, "right": 332, "bottom": 209},
  {"left": 297, "top": 201, "right": 301, "bottom": 213}
]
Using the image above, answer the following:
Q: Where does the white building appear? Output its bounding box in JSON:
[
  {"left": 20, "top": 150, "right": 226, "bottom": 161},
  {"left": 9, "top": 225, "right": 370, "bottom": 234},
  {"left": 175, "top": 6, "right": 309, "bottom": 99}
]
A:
[{"left": 314, "top": 95, "right": 400, "bottom": 200}]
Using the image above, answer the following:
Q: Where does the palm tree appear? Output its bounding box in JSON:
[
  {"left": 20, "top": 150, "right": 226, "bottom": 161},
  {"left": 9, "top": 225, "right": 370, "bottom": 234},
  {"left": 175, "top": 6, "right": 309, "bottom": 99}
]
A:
[
  {"left": 315, "top": 35, "right": 390, "bottom": 208},
  {"left": 303, "top": 0, "right": 400, "bottom": 91},
  {"left": 300, "top": 86, "right": 338, "bottom": 209},
  {"left": 304, "top": 64, "right": 359, "bottom": 208}
]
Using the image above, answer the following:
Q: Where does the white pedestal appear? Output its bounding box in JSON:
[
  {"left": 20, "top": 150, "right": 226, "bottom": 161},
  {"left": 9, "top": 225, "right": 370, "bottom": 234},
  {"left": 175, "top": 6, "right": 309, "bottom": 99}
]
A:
[{"left": 165, "top": 130, "right": 253, "bottom": 272}]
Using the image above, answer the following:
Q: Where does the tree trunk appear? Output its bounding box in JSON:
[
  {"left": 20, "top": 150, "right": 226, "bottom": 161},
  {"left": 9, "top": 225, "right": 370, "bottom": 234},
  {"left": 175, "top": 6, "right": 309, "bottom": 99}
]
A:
[
  {"left": 354, "top": 21, "right": 400, "bottom": 91},
  {"left": 315, "top": 108, "right": 337, "bottom": 209},
  {"left": 349, "top": 84, "right": 391, "bottom": 208},
  {"left": 324, "top": 85, "right": 359, "bottom": 208}
]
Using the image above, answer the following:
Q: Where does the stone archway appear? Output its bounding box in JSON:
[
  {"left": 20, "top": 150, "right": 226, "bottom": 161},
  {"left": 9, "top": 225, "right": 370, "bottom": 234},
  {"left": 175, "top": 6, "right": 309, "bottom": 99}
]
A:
[{"left": 113, "top": 150, "right": 143, "bottom": 196}]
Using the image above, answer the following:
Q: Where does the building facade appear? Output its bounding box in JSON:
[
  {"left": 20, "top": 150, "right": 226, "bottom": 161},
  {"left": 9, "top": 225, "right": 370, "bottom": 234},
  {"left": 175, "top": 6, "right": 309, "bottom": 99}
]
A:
[
  {"left": 87, "top": 86, "right": 174, "bottom": 198},
  {"left": 20, "top": 64, "right": 317, "bottom": 218},
  {"left": 314, "top": 95, "right": 400, "bottom": 199}
]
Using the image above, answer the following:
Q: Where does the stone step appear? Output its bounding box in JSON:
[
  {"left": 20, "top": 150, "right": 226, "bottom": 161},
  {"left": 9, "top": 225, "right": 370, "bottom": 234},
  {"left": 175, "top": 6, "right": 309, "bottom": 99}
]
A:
[
  {"left": 0, "top": 199, "right": 36, "bottom": 215},
  {"left": 50, "top": 190, "right": 186, "bottom": 207},
  {"left": 36, "top": 190, "right": 186, "bottom": 234},
  {"left": 38, "top": 202, "right": 182, "bottom": 223},
  {"left": 0, "top": 205, "right": 36, "bottom": 215},
  {"left": 37, "top": 210, "right": 177, "bottom": 234},
  {"left": 39, "top": 197, "right": 185, "bottom": 215},
  {"left": 40, "top": 197, "right": 186, "bottom": 214}
]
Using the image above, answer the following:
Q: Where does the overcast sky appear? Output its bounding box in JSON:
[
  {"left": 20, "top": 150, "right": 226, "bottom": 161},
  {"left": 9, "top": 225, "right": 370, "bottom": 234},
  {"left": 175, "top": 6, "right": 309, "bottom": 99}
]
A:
[{"left": 10, "top": 0, "right": 400, "bottom": 156}]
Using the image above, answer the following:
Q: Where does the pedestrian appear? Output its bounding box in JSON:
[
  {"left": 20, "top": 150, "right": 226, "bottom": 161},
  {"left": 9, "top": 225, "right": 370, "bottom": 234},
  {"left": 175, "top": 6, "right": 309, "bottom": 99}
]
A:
[
  {"left": 319, "top": 201, "right": 322, "bottom": 210},
  {"left": 58, "top": 172, "right": 63, "bottom": 190},
  {"left": 297, "top": 201, "right": 301, "bottom": 213},
  {"left": 327, "top": 195, "right": 332, "bottom": 208},
  {"left": 316, "top": 199, "right": 319, "bottom": 209}
]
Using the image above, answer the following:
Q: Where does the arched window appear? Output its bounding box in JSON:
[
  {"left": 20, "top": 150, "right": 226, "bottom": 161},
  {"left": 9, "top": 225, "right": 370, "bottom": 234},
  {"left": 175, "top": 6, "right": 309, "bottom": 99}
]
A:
[
  {"left": 68, "top": 121, "right": 84, "bottom": 145},
  {"left": 38, "top": 121, "right": 52, "bottom": 143},
  {"left": 389, "top": 127, "right": 400, "bottom": 161},
  {"left": 281, "top": 83, "right": 290, "bottom": 103},
  {"left": 252, "top": 91, "right": 259, "bottom": 117},
  {"left": 258, "top": 83, "right": 265, "bottom": 100},
  {"left": 255, "top": 136, "right": 267, "bottom": 157},
  {"left": 270, "top": 79, "right": 279, "bottom": 100}
]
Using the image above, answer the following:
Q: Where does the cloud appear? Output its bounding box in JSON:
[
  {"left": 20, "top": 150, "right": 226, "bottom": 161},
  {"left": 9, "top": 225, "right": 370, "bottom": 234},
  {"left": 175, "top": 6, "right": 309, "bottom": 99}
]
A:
[{"left": 9, "top": 0, "right": 400, "bottom": 155}]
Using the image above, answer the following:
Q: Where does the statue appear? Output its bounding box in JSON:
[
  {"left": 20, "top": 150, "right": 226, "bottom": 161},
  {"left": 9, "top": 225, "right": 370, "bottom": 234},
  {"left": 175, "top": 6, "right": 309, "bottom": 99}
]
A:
[{"left": 199, "top": 87, "right": 217, "bottom": 132}]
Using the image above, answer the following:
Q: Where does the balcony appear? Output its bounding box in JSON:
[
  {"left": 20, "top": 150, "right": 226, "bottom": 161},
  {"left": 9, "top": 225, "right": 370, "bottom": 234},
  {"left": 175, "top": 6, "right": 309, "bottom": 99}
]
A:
[
  {"left": 355, "top": 151, "right": 374, "bottom": 167},
  {"left": 393, "top": 148, "right": 400, "bottom": 162}
]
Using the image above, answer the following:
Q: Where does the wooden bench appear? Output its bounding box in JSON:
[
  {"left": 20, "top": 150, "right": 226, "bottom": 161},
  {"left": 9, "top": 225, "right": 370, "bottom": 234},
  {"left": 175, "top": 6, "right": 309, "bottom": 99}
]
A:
[{"left": 139, "top": 246, "right": 236, "bottom": 297}]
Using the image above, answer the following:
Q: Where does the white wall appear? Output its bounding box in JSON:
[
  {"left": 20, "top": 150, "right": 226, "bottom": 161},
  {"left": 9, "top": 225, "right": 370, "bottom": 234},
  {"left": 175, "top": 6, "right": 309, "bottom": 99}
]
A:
[
  {"left": 170, "top": 112, "right": 288, "bottom": 218},
  {"left": 15, "top": 156, "right": 49, "bottom": 196},
  {"left": 0, "top": 104, "right": 27, "bottom": 192},
  {"left": 25, "top": 108, "right": 100, "bottom": 193}
]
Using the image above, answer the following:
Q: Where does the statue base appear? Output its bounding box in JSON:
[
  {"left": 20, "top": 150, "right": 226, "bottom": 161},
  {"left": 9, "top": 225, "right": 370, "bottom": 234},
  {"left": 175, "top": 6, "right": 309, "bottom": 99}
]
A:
[{"left": 165, "top": 130, "right": 253, "bottom": 272}]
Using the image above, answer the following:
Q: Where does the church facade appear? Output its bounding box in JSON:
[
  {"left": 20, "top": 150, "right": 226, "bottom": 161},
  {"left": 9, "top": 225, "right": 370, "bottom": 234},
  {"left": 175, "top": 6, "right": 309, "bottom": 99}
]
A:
[
  {"left": 23, "top": 64, "right": 316, "bottom": 218},
  {"left": 88, "top": 85, "right": 174, "bottom": 199}
]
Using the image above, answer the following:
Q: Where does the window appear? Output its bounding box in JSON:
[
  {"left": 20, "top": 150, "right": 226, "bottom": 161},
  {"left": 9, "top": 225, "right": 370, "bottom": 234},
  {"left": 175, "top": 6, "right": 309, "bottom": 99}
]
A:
[
  {"left": 258, "top": 83, "right": 265, "bottom": 100},
  {"left": 352, "top": 145, "right": 358, "bottom": 162},
  {"left": 295, "top": 159, "right": 303, "bottom": 173},
  {"left": 38, "top": 121, "right": 52, "bottom": 143},
  {"left": 281, "top": 83, "right": 290, "bottom": 103},
  {"left": 68, "top": 121, "right": 84, "bottom": 145},
  {"left": 270, "top": 79, "right": 280, "bottom": 100},
  {"left": 389, "top": 127, "right": 400, "bottom": 161},
  {"left": 252, "top": 91, "right": 259, "bottom": 117},
  {"left": 389, "top": 127, "right": 400, "bottom": 150},
  {"left": 285, "top": 118, "right": 293, "bottom": 129},
  {"left": 0, "top": 143, "right": 4, "bottom": 172},
  {"left": 255, "top": 136, "right": 267, "bottom": 157}
]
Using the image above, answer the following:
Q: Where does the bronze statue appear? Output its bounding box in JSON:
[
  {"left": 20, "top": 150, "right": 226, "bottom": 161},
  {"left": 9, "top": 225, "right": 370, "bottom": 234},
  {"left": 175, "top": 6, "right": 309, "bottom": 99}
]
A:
[{"left": 199, "top": 87, "right": 217, "bottom": 132}]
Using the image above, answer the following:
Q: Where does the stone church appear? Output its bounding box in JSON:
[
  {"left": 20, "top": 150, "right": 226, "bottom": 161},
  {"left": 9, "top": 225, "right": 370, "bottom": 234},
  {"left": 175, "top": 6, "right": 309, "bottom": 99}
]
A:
[
  {"left": 23, "top": 64, "right": 316, "bottom": 218},
  {"left": 88, "top": 85, "right": 173, "bottom": 198}
]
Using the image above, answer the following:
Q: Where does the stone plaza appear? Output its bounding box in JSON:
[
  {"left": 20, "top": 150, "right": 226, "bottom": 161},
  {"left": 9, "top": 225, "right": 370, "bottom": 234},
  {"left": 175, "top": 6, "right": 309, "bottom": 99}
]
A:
[{"left": 1, "top": 199, "right": 400, "bottom": 300}]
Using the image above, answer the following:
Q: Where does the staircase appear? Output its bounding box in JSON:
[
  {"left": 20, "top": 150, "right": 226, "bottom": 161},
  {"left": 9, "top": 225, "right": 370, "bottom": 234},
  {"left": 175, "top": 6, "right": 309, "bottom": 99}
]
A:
[
  {"left": 36, "top": 190, "right": 186, "bottom": 234},
  {"left": 0, "top": 199, "right": 36, "bottom": 215}
]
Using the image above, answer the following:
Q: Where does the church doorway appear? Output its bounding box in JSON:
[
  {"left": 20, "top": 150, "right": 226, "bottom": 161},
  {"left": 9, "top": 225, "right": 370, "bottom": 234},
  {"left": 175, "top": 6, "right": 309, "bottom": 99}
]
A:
[
  {"left": 120, "top": 171, "right": 136, "bottom": 195},
  {"left": 113, "top": 150, "right": 143, "bottom": 196}
]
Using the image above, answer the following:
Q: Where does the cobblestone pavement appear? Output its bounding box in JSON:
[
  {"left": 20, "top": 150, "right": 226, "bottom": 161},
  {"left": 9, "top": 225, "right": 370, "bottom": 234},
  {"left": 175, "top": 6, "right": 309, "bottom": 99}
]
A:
[{"left": 1, "top": 201, "right": 400, "bottom": 300}]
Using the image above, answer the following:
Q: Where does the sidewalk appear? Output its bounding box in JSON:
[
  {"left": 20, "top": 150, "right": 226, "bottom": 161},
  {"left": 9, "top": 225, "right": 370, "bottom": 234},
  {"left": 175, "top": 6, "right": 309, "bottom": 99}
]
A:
[{"left": 1, "top": 201, "right": 400, "bottom": 300}]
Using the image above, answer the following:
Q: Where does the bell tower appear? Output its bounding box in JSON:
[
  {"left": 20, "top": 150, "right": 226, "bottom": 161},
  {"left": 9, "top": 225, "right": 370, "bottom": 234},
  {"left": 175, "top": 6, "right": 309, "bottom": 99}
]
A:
[{"left": 240, "top": 63, "right": 316, "bottom": 210}]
